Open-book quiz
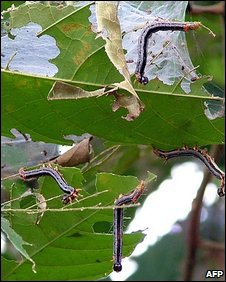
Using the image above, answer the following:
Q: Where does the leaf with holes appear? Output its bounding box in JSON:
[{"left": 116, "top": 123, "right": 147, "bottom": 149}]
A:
[
  {"left": 1, "top": 171, "right": 151, "bottom": 281},
  {"left": 2, "top": 70, "right": 224, "bottom": 148}
]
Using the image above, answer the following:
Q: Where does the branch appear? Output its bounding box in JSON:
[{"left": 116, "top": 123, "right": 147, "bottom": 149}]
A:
[
  {"left": 182, "top": 144, "right": 224, "bottom": 281},
  {"left": 188, "top": 1, "right": 225, "bottom": 15}
]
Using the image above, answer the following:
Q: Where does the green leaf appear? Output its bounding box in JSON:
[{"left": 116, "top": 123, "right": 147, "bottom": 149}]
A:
[
  {"left": 9, "top": 2, "right": 77, "bottom": 30},
  {"left": 1, "top": 171, "right": 149, "bottom": 280},
  {"left": 40, "top": 3, "right": 107, "bottom": 82},
  {"left": 7, "top": 2, "right": 121, "bottom": 84},
  {"left": 1, "top": 70, "right": 224, "bottom": 149},
  {"left": 1, "top": 1, "right": 24, "bottom": 13},
  {"left": 1, "top": 217, "right": 36, "bottom": 273},
  {"left": 2, "top": 2, "right": 223, "bottom": 147}
]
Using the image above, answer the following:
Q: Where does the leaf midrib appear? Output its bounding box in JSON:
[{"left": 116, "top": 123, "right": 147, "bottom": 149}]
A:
[{"left": 1, "top": 69, "right": 223, "bottom": 101}]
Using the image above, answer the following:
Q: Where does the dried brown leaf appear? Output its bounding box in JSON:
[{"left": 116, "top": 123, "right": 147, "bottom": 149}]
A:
[
  {"left": 112, "top": 94, "right": 145, "bottom": 121},
  {"left": 52, "top": 137, "right": 92, "bottom": 167}
]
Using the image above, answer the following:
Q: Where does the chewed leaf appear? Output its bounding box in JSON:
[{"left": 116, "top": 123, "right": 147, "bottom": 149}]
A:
[
  {"left": 118, "top": 2, "right": 209, "bottom": 93},
  {"left": 1, "top": 23, "right": 60, "bottom": 76},
  {"left": 94, "top": 2, "right": 139, "bottom": 99},
  {"left": 2, "top": 70, "right": 224, "bottom": 147},
  {"left": 8, "top": 2, "right": 77, "bottom": 30},
  {"left": 112, "top": 94, "right": 145, "bottom": 121},
  {"left": 2, "top": 171, "right": 151, "bottom": 280},
  {"left": 48, "top": 81, "right": 144, "bottom": 120},
  {"left": 114, "top": 79, "right": 141, "bottom": 102},
  {"left": 1, "top": 217, "right": 36, "bottom": 273},
  {"left": 48, "top": 81, "right": 107, "bottom": 100},
  {"left": 204, "top": 100, "right": 225, "bottom": 120}
]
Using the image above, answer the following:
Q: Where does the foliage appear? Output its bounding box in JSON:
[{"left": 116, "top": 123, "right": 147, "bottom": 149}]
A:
[{"left": 1, "top": 1, "right": 224, "bottom": 281}]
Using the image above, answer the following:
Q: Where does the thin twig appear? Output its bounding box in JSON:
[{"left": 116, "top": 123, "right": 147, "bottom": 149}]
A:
[
  {"left": 61, "top": 190, "right": 109, "bottom": 209},
  {"left": 1, "top": 189, "right": 109, "bottom": 211},
  {"left": 1, "top": 172, "right": 19, "bottom": 181},
  {"left": 4, "top": 51, "right": 17, "bottom": 70},
  {"left": 146, "top": 40, "right": 172, "bottom": 68},
  {"left": 1, "top": 202, "right": 141, "bottom": 214},
  {"left": 24, "top": 194, "right": 63, "bottom": 210},
  {"left": 81, "top": 145, "right": 120, "bottom": 173}
]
